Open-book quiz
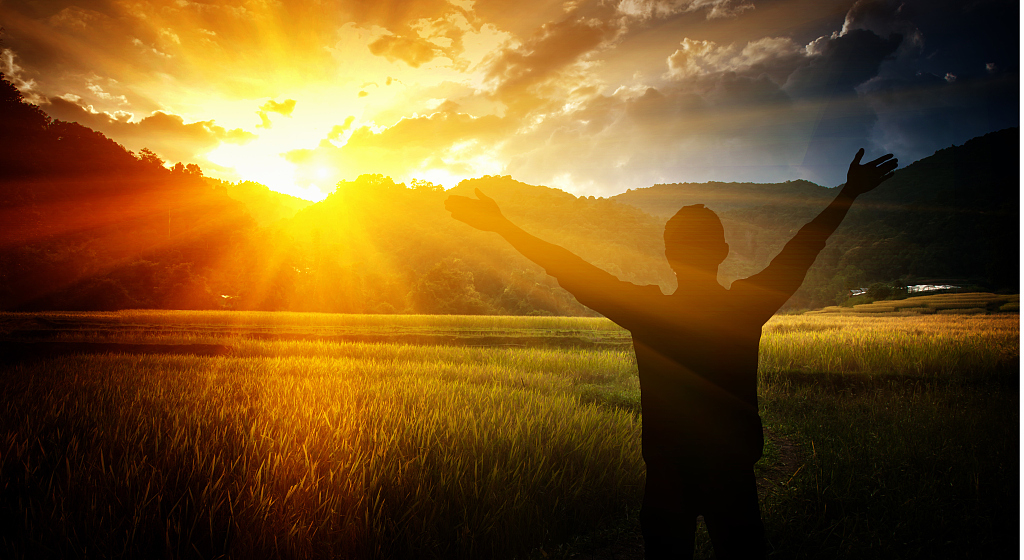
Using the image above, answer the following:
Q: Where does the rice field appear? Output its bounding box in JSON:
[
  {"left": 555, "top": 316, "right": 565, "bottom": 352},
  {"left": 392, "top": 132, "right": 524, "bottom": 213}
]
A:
[
  {"left": 0, "top": 304, "right": 1018, "bottom": 559},
  {"left": 809, "top": 292, "right": 1019, "bottom": 315}
]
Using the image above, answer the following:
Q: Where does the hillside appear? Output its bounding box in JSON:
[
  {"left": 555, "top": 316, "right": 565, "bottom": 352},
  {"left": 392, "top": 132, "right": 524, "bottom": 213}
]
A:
[
  {"left": 207, "top": 179, "right": 313, "bottom": 226},
  {"left": 2, "top": 64, "right": 1017, "bottom": 314},
  {"left": 261, "top": 175, "right": 671, "bottom": 315},
  {"left": 613, "top": 180, "right": 834, "bottom": 284},
  {"left": 0, "top": 73, "right": 256, "bottom": 311},
  {"left": 612, "top": 129, "right": 1019, "bottom": 308}
]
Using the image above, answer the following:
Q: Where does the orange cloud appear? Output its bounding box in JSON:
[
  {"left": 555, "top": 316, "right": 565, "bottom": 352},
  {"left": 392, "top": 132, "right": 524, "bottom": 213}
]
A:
[
  {"left": 260, "top": 99, "right": 296, "bottom": 116},
  {"left": 256, "top": 98, "right": 296, "bottom": 128},
  {"left": 45, "top": 96, "right": 255, "bottom": 165},
  {"left": 284, "top": 106, "right": 510, "bottom": 186},
  {"left": 368, "top": 34, "right": 440, "bottom": 67},
  {"left": 327, "top": 116, "right": 356, "bottom": 141},
  {"left": 484, "top": 16, "right": 616, "bottom": 104}
]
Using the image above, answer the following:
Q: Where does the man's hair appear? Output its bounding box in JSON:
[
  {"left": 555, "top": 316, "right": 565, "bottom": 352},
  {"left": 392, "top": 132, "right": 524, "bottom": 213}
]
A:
[{"left": 664, "top": 204, "right": 726, "bottom": 263}]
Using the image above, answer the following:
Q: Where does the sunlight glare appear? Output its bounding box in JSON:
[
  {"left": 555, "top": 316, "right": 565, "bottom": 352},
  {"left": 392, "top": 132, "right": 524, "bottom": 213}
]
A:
[{"left": 206, "top": 143, "right": 328, "bottom": 201}]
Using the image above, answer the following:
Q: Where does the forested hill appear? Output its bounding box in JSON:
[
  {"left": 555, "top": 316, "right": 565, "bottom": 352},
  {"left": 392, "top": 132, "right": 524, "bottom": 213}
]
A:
[
  {"left": 263, "top": 175, "right": 673, "bottom": 315},
  {"left": 0, "top": 73, "right": 256, "bottom": 311},
  {"left": 612, "top": 179, "right": 832, "bottom": 218},
  {"left": 817, "top": 128, "right": 1019, "bottom": 302},
  {"left": 612, "top": 128, "right": 1019, "bottom": 308},
  {"left": 206, "top": 179, "right": 313, "bottom": 226},
  {"left": 612, "top": 180, "right": 834, "bottom": 284},
  {"left": 1, "top": 66, "right": 1017, "bottom": 313}
]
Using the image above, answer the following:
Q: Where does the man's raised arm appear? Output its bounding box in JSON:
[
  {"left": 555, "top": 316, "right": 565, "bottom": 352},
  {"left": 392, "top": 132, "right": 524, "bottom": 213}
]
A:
[
  {"left": 741, "top": 149, "right": 898, "bottom": 313},
  {"left": 444, "top": 189, "right": 629, "bottom": 311}
]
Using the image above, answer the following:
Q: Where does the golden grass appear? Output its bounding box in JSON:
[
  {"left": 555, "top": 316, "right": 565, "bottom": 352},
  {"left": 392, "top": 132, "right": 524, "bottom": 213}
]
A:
[
  {"left": 1, "top": 344, "right": 643, "bottom": 559},
  {"left": 0, "top": 308, "right": 1017, "bottom": 558},
  {"left": 758, "top": 313, "right": 1018, "bottom": 380}
]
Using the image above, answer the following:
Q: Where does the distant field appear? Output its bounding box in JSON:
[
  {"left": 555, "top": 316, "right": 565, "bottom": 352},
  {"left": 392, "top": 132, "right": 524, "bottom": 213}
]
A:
[
  {"left": 810, "top": 291, "right": 1019, "bottom": 315},
  {"left": 0, "top": 306, "right": 1017, "bottom": 559},
  {"left": 0, "top": 310, "right": 632, "bottom": 349}
]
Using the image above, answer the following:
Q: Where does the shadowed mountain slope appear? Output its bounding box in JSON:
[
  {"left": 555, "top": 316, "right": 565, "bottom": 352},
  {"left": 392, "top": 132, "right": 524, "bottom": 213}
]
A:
[
  {"left": 0, "top": 73, "right": 255, "bottom": 310},
  {"left": 612, "top": 128, "right": 1019, "bottom": 307}
]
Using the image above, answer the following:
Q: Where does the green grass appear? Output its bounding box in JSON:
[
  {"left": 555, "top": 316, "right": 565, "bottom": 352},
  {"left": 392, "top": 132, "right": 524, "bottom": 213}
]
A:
[{"left": 0, "top": 310, "right": 1018, "bottom": 559}]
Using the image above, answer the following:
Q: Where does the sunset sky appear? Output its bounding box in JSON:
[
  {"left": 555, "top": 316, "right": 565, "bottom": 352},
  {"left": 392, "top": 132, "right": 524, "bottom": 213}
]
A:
[{"left": 1, "top": 0, "right": 1017, "bottom": 200}]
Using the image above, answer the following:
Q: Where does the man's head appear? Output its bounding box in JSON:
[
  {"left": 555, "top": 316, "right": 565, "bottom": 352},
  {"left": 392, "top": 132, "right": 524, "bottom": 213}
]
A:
[{"left": 664, "top": 204, "right": 729, "bottom": 276}]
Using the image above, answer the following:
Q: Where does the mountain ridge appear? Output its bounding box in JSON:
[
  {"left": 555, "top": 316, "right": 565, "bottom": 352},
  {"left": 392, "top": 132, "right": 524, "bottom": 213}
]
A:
[{"left": 2, "top": 69, "right": 1017, "bottom": 313}]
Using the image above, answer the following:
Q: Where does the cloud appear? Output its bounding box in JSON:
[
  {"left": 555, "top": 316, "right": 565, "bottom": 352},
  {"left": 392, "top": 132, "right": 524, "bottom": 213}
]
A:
[
  {"left": 283, "top": 106, "right": 510, "bottom": 186},
  {"left": 327, "top": 116, "right": 356, "bottom": 141},
  {"left": 784, "top": 29, "right": 902, "bottom": 99},
  {"left": 86, "top": 83, "right": 128, "bottom": 104},
  {"left": 1, "top": 48, "right": 43, "bottom": 102},
  {"left": 665, "top": 37, "right": 803, "bottom": 81},
  {"left": 484, "top": 16, "right": 617, "bottom": 104},
  {"left": 840, "top": 0, "right": 923, "bottom": 54},
  {"left": 260, "top": 99, "right": 296, "bottom": 117},
  {"left": 617, "top": 0, "right": 754, "bottom": 20},
  {"left": 368, "top": 34, "right": 442, "bottom": 67},
  {"left": 488, "top": 22, "right": 909, "bottom": 192},
  {"left": 256, "top": 99, "right": 296, "bottom": 129},
  {"left": 513, "top": 0, "right": 1016, "bottom": 192},
  {"left": 2, "top": 0, "right": 1016, "bottom": 198},
  {"left": 44, "top": 96, "right": 256, "bottom": 165},
  {"left": 493, "top": 81, "right": 823, "bottom": 195}
]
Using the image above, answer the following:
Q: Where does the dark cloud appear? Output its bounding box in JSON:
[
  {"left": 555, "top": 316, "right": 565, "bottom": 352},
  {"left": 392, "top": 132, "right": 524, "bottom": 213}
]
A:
[
  {"left": 784, "top": 29, "right": 902, "bottom": 99},
  {"left": 764, "top": 29, "right": 901, "bottom": 176},
  {"left": 841, "top": 0, "right": 923, "bottom": 52},
  {"left": 833, "top": 0, "right": 1019, "bottom": 165}
]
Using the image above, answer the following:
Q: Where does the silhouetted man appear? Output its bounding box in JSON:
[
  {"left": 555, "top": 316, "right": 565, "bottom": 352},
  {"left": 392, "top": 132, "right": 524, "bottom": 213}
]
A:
[{"left": 445, "top": 149, "right": 897, "bottom": 559}]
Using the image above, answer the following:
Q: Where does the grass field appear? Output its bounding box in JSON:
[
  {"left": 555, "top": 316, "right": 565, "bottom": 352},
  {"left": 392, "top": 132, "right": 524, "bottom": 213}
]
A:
[{"left": 0, "top": 306, "right": 1017, "bottom": 559}]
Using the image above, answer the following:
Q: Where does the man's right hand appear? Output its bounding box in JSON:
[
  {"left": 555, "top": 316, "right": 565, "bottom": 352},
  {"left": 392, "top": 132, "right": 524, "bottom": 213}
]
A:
[{"left": 445, "top": 188, "right": 510, "bottom": 232}]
